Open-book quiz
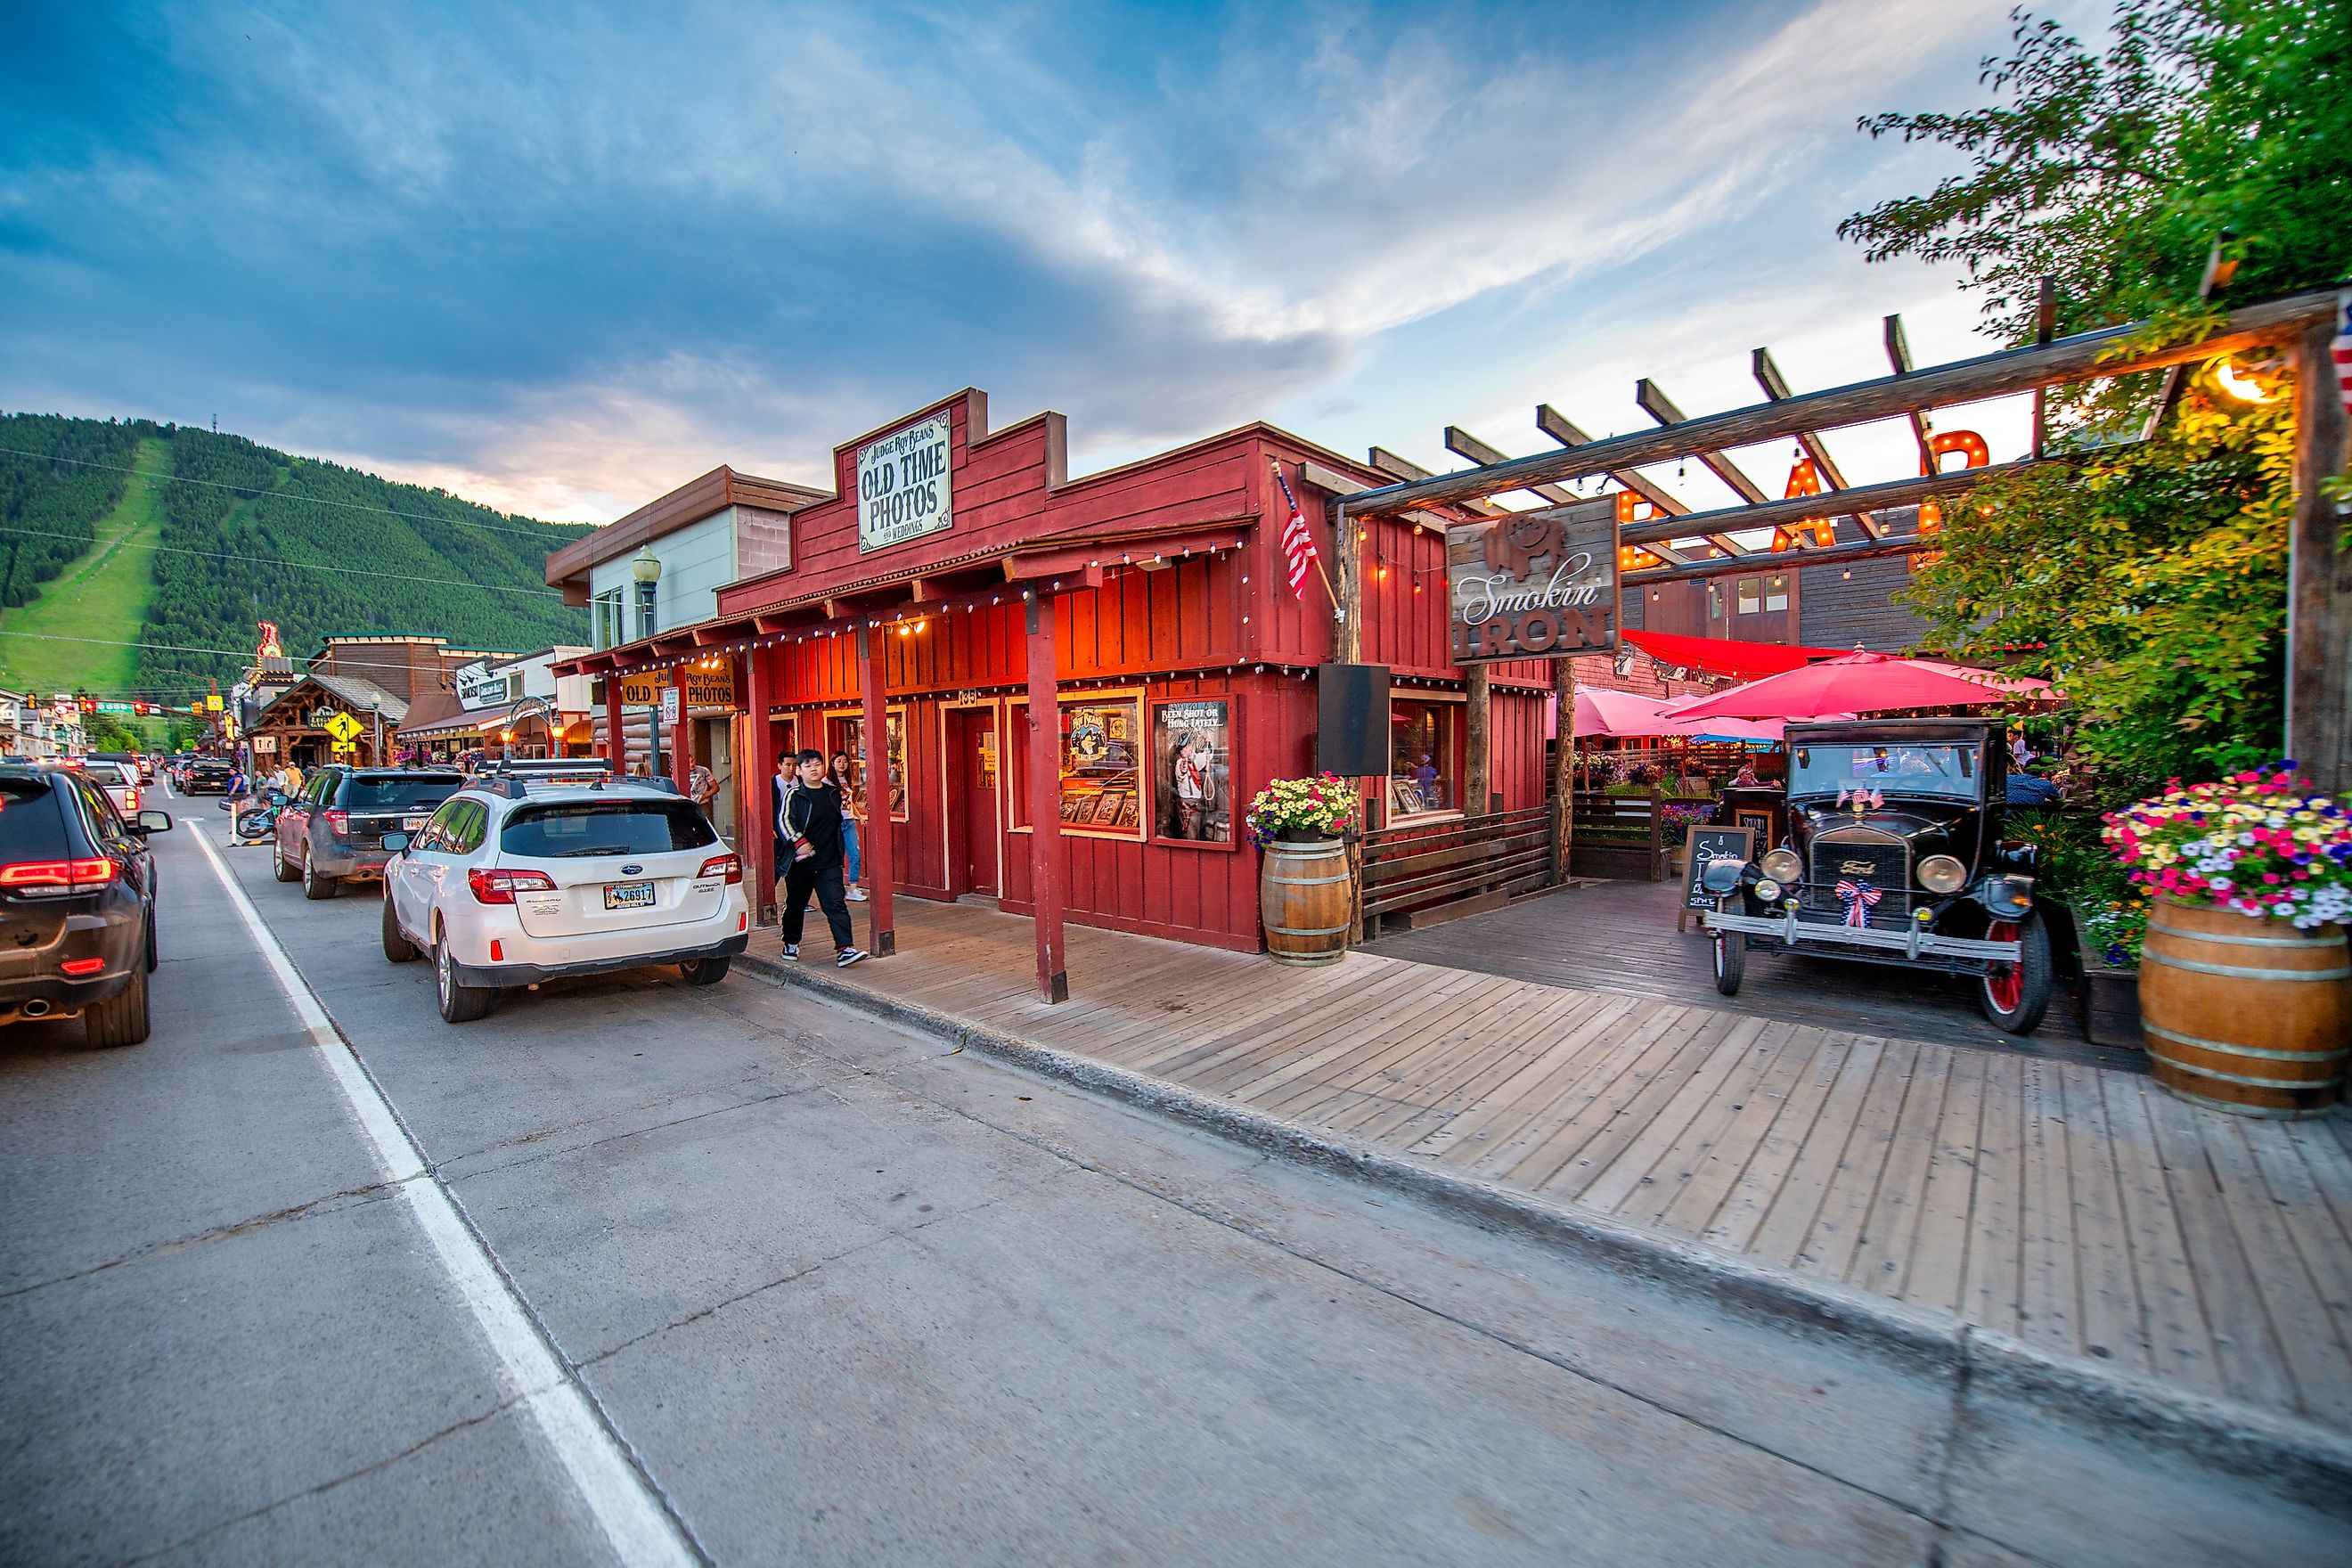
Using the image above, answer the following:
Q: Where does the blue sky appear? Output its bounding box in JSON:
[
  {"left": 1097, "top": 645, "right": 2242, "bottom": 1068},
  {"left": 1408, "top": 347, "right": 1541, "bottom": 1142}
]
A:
[{"left": 1, "top": 0, "right": 2035, "bottom": 524}]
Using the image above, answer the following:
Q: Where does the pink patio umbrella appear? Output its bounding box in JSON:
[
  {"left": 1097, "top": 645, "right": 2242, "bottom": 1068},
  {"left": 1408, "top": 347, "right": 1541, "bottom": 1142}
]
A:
[
  {"left": 1662, "top": 651, "right": 2051, "bottom": 723},
  {"left": 1569, "top": 688, "right": 1783, "bottom": 740},
  {"left": 1912, "top": 658, "right": 2062, "bottom": 699}
]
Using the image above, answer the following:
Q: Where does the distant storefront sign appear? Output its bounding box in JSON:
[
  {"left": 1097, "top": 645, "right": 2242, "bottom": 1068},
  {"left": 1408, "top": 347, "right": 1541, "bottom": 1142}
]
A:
[
  {"left": 856, "top": 411, "right": 953, "bottom": 554},
  {"left": 454, "top": 660, "right": 510, "bottom": 708},
  {"left": 1446, "top": 496, "right": 1621, "bottom": 665}
]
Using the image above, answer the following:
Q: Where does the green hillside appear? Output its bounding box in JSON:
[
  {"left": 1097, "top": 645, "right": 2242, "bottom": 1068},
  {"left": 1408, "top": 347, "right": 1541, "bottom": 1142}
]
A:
[
  {"left": 0, "top": 413, "right": 596, "bottom": 705},
  {"left": 0, "top": 434, "right": 170, "bottom": 698}
]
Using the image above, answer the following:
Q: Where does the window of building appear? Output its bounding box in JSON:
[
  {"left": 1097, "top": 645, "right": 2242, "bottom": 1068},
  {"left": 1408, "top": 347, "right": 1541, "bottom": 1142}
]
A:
[
  {"left": 1007, "top": 694, "right": 1145, "bottom": 837},
  {"left": 592, "top": 589, "right": 625, "bottom": 650},
  {"left": 1764, "top": 572, "right": 1790, "bottom": 613},
  {"left": 824, "top": 709, "right": 908, "bottom": 821},
  {"left": 1389, "top": 699, "right": 1458, "bottom": 818},
  {"left": 1735, "top": 577, "right": 1762, "bottom": 617}
]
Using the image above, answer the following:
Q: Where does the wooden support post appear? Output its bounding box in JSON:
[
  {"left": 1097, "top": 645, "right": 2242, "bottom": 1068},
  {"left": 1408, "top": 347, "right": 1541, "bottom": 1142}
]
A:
[
  {"left": 1024, "top": 593, "right": 1068, "bottom": 1002},
  {"left": 604, "top": 678, "right": 625, "bottom": 771},
  {"left": 1466, "top": 664, "right": 1490, "bottom": 890},
  {"left": 745, "top": 649, "right": 779, "bottom": 926},
  {"left": 854, "top": 624, "right": 895, "bottom": 958},
  {"left": 2290, "top": 314, "right": 2352, "bottom": 795},
  {"left": 1550, "top": 658, "right": 1576, "bottom": 884}
]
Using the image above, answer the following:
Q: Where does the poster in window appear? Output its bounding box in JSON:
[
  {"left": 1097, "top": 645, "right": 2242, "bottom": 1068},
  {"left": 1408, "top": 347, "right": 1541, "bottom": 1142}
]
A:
[
  {"left": 1055, "top": 696, "right": 1143, "bottom": 837},
  {"left": 1152, "top": 697, "right": 1234, "bottom": 846}
]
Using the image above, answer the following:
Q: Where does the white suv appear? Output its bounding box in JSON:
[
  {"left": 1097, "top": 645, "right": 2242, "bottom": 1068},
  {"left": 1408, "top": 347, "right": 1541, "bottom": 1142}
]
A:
[{"left": 380, "top": 771, "right": 749, "bottom": 1023}]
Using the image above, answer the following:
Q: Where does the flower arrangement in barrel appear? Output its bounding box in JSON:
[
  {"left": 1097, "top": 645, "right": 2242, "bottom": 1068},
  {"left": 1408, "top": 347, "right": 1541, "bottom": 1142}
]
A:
[
  {"left": 2103, "top": 762, "right": 2352, "bottom": 930},
  {"left": 1245, "top": 772, "right": 1361, "bottom": 847}
]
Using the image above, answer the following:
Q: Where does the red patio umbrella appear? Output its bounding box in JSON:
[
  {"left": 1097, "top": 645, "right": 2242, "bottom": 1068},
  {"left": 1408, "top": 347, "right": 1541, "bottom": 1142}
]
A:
[
  {"left": 1567, "top": 688, "right": 1783, "bottom": 740},
  {"left": 1662, "top": 652, "right": 2046, "bottom": 723}
]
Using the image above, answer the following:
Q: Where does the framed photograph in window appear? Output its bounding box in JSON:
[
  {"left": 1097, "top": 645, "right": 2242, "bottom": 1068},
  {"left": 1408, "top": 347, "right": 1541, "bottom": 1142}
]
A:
[
  {"left": 1150, "top": 695, "right": 1237, "bottom": 849},
  {"left": 1057, "top": 692, "right": 1144, "bottom": 839}
]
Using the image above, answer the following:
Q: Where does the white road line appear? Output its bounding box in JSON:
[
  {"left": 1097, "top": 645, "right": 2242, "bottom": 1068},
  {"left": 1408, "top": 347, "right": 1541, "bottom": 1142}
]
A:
[{"left": 187, "top": 821, "right": 699, "bottom": 1568}]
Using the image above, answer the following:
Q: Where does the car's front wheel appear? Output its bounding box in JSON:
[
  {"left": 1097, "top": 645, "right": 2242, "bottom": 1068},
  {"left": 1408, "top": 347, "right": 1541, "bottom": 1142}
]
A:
[
  {"left": 1711, "top": 925, "right": 1745, "bottom": 996},
  {"left": 301, "top": 848, "right": 338, "bottom": 901},
  {"left": 434, "top": 932, "right": 495, "bottom": 1025},
  {"left": 679, "top": 956, "right": 731, "bottom": 987},
  {"left": 1980, "top": 912, "right": 2052, "bottom": 1034},
  {"left": 382, "top": 895, "right": 421, "bottom": 963}
]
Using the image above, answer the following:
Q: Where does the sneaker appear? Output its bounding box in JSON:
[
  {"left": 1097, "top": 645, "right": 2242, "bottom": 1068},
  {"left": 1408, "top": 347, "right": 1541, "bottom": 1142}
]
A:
[
  {"left": 836, "top": 948, "right": 868, "bottom": 968},
  {"left": 780, "top": 943, "right": 799, "bottom": 961},
  {"left": 846, "top": 887, "right": 868, "bottom": 902}
]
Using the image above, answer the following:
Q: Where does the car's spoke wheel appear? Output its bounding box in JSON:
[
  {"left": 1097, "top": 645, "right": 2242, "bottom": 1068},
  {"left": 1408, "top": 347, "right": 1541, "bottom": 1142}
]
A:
[
  {"left": 1711, "top": 927, "right": 1745, "bottom": 996},
  {"left": 434, "top": 934, "right": 494, "bottom": 1024},
  {"left": 272, "top": 839, "right": 299, "bottom": 883},
  {"left": 1979, "top": 912, "right": 2052, "bottom": 1034}
]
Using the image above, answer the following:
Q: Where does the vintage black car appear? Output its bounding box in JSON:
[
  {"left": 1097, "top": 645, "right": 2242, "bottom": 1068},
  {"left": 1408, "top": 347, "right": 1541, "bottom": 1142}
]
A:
[{"left": 1699, "top": 716, "right": 2050, "bottom": 1033}]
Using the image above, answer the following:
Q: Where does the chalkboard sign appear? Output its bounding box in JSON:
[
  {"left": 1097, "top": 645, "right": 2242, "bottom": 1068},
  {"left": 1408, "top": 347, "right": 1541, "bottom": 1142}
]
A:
[{"left": 1678, "top": 824, "right": 1754, "bottom": 932}]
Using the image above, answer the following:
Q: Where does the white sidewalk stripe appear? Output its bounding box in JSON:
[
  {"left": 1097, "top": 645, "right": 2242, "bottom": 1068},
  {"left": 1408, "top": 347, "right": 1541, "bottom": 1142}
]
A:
[{"left": 189, "top": 822, "right": 699, "bottom": 1568}]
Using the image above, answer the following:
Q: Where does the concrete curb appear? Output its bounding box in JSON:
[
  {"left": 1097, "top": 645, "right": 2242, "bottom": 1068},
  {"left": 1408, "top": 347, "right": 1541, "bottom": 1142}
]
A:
[{"left": 742, "top": 949, "right": 2352, "bottom": 1498}]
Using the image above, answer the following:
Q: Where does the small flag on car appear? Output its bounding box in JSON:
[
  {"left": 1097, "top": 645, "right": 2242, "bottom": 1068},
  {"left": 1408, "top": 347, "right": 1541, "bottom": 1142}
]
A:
[{"left": 1274, "top": 461, "right": 1319, "bottom": 600}]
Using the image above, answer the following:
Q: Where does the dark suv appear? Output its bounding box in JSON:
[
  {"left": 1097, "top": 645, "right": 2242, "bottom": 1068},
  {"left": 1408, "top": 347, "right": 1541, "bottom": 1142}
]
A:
[
  {"left": 1700, "top": 716, "right": 2050, "bottom": 1033},
  {"left": 0, "top": 766, "right": 172, "bottom": 1045},
  {"left": 274, "top": 766, "right": 463, "bottom": 899},
  {"left": 181, "top": 759, "right": 232, "bottom": 794}
]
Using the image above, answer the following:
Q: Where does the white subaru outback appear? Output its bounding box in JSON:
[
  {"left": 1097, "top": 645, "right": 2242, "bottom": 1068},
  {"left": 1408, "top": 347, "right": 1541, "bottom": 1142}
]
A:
[{"left": 380, "top": 767, "right": 749, "bottom": 1023}]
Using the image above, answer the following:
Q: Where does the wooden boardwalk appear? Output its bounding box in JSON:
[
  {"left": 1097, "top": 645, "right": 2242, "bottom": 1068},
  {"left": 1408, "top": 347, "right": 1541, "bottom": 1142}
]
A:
[
  {"left": 794, "top": 898, "right": 2352, "bottom": 1436},
  {"left": 1368, "top": 877, "right": 2145, "bottom": 1073}
]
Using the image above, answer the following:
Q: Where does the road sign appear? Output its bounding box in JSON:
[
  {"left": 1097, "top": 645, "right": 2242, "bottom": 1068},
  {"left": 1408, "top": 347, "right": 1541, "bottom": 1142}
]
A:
[
  {"left": 323, "top": 712, "right": 364, "bottom": 742},
  {"left": 205, "top": 695, "right": 223, "bottom": 712},
  {"left": 331, "top": 739, "right": 358, "bottom": 755},
  {"left": 659, "top": 687, "right": 680, "bottom": 724}
]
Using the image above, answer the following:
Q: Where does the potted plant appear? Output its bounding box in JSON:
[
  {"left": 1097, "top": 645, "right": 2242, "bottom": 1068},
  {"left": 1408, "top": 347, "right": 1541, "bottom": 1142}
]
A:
[
  {"left": 1660, "top": 799, "right": 1715, "bottom": 877},
  {"left": 2072, "top": 897, "right": 2147, "bottom": 1049},
  {"left": 1246, "top": 773, "right": 1361, "bottom": 965},
  {"left": 2104, "top": 763, "right": 2352, "bottom": 1115}
]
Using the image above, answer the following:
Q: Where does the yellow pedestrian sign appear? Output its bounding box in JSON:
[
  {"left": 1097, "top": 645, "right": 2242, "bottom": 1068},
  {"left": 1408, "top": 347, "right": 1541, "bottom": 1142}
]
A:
[
  {"left": 323, "top": 712, "right": 364, "bottom": 742},
  {"left": 331, "top": 739, "right": 359, "bottom": 756}
]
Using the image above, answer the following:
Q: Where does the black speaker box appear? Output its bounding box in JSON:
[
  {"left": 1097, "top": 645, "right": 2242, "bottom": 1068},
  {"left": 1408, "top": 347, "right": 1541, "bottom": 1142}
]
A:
[{"left": 1316, "top": 664, "right": 1392, "bottom": 777}]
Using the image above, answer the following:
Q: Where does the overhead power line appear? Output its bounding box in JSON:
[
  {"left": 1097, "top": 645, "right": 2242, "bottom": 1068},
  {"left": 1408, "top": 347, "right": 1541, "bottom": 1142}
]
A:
[
  {"left": 0, "top": 524, "right": 567, "bottom": 597},
  {"left": 0, "top": 443, "right": 598, "bottom": 541}
]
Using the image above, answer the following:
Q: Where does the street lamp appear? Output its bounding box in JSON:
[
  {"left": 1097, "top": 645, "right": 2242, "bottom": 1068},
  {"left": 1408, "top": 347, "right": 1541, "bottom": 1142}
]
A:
[{"left": 632, "top": 547, "right": 662, "bottom": 641}]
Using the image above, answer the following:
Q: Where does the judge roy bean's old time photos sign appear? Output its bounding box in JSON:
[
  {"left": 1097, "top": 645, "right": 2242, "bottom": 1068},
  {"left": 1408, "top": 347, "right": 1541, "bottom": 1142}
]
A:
[
  {"left": 857, "top": 411, "right": 954, "bottom": 554},
  {"left": 1445, "top": 496, "right": 1621, "bottom": 665}
]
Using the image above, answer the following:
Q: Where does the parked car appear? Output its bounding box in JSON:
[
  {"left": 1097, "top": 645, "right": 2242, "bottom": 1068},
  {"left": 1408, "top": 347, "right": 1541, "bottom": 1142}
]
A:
[
  {"left": 1699, "top": 716, "right": 2050, "bottom": 1033},
  {"left": 274, "top": 766, "right": 465, "bottom": 899},
  {"left": 0, "top": 765, "right": 172, "bottom": 1044},
  {"left": 381, "top": 772, "right": 747, "bottom": 1023}
]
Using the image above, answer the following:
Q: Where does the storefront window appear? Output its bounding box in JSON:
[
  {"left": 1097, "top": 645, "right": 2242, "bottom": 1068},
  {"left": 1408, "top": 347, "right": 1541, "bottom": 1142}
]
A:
[
  {"left": 826, "top": 709, "right": 907, "bottom": 821},
  {"left": 1056, "top": 695, "right": 1143, "bottom": 835},
  {"left": 1389, "top": 700, "right": 1456, "bottom": 818},
  {"left": 1151, "top": 697, "right": 1234, "bottom": 846}
]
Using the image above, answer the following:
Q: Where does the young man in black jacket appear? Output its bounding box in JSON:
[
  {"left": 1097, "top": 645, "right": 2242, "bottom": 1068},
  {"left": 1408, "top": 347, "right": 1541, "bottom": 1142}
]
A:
[{"left": 776, "top": 748, "right": 866, "bottom": 966}]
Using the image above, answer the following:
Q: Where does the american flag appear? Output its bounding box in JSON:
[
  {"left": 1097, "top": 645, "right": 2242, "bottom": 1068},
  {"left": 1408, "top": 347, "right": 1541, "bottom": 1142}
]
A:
[
  {"left": 2334, "top": 289, "right": 2352, "bottom": 417},
  {"left": 1274, "top": 461, "right": 1319, "bottom": 599}
]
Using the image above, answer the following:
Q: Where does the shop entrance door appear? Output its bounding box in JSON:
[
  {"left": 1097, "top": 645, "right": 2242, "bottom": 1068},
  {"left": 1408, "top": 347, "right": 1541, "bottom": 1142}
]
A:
[{"left": 946, "top": 706, "right": 999, "bottom": 897}]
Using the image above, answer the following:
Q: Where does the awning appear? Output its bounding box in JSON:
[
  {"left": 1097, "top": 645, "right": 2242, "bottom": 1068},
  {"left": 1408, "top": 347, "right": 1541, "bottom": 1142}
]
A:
[
  {"left": 398, "top": 701, "right": 517, "bottom": 740},
  {"left": 1619, "top": 630, "right": 1849, "bottom": 681}
]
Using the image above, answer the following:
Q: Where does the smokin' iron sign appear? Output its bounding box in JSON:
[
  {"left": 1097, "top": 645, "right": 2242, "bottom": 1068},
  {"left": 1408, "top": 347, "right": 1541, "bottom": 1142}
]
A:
[{"left": 1445, "top": 495, "right": 1621, "bottom": 664}]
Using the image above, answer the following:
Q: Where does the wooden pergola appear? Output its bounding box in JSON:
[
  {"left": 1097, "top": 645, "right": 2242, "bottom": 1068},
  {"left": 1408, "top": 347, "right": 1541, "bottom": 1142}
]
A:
[{"left": 1319, "top": 287, "right": 2351, "bottom": 845}]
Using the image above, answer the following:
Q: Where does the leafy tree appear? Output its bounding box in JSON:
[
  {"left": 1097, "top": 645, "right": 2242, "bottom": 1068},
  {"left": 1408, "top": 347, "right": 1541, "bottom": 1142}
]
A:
[{"left": 1841, "top": 0, "right": 2351, "bottom": 788}]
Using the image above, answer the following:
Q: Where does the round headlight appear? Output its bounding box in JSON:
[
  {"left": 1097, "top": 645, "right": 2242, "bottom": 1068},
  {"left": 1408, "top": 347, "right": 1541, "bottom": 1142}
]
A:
[
  {"left": 1760, "top": 847, "right": 1802, "bottom": 884},
  {"left": 1754, "top": 878, "right": 1782, "bottom": 902},
  {"left": 1918, "top": 854, "right": 1967, "bottom": 894}
]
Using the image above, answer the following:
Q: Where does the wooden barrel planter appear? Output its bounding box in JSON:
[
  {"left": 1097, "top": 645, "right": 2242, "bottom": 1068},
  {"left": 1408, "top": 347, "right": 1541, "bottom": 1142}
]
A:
[
  {"left": 1260, "top": 836, "right": 1352, "bottom": 965},
  {"left": 2138, "top": 897, "right": 2352, "bottom": 1118}
]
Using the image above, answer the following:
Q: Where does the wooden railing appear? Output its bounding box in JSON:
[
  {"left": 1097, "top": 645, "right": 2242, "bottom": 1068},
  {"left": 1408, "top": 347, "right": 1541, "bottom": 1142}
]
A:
[
  {"left": 1566, "top": 789, "right": 1666, "bottom": 882},
  {"left": 1357, "top": 804, "right": 1554, "bottom": 935}
]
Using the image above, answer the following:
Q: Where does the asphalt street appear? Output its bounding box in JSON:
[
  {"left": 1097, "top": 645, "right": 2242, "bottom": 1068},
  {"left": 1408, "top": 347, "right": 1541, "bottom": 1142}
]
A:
[{"left": 0, "top": 783, "right": 2332, "bottom": 1566}]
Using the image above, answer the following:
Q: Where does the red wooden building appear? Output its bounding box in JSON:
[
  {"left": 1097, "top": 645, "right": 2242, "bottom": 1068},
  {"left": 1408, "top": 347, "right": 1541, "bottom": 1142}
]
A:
[{"left": 556, "top": 389, "right": 1553, "bottom": 994}]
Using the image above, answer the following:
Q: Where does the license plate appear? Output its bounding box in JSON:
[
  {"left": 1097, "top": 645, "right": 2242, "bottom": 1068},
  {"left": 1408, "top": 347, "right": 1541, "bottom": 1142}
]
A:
[
  {"left": 404, "top": 815, "right": 428, "bottom": 830},
  {"left": 604, "top": 881, "right": 656, "bottom": 910}
]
